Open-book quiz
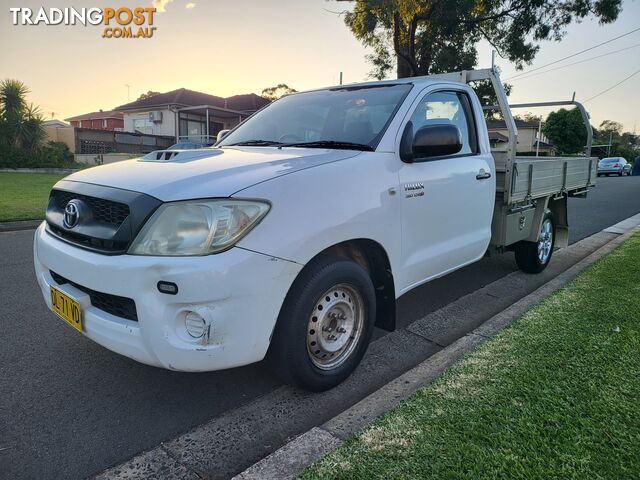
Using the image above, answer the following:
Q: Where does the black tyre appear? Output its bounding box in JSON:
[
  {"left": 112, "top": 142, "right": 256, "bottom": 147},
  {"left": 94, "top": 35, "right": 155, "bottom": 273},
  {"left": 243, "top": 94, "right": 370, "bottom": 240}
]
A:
[
  {"left": 514, "top": 211, "right": 555, "bottom": 274},
  {"left": 268, "top": 256, "right": 376, "bottom": 391}
]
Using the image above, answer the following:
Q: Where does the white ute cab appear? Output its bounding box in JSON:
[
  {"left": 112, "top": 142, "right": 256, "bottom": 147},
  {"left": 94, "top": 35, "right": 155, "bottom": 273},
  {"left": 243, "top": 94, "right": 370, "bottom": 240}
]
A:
[{"left": 35, "top": 69, "right": 597, "bottom": 391}]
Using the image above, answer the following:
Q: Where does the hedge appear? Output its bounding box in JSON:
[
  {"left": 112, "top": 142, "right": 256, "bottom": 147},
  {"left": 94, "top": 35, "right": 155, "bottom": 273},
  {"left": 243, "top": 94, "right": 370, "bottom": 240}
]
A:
[{"left": 0, "top": 141, "right": 75, "bottom": 168}]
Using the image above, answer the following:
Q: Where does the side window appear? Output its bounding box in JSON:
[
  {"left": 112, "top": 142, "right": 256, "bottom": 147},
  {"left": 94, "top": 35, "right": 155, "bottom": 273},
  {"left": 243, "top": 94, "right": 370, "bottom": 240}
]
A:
[{"left": 409, "top": 90, "right": 477, "bottom": 156}]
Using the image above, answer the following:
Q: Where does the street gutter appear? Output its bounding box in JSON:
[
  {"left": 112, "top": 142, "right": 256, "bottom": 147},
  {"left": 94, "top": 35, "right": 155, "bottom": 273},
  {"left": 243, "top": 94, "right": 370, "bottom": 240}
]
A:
[{"left": 0, "top": 220, "right": 43, "bottom": 232}]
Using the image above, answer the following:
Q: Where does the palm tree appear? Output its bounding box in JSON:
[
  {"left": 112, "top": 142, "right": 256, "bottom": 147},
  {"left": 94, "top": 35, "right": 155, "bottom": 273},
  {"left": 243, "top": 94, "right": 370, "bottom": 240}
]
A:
[{"left": 0, "top": 79, "right": 44, "bottom": 151}]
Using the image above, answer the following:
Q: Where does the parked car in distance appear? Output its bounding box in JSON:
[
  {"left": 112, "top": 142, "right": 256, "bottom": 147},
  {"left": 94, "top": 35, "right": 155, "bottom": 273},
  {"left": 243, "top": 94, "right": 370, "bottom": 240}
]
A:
[
  {"left": 167, "top": 141, "right": 213, "bottom": 150},
  {"left": 597, "top": 157, "right": 632, "bottom": 176}
]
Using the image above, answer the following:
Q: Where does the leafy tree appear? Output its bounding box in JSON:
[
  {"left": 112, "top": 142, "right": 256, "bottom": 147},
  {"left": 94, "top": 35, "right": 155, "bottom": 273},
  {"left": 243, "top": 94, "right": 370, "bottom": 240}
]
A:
[
  {"left": 137, "top": 90, "right": 161, "bottom": 100},
  {"left": 514, "top": 112, "right": 542, "bottom": 123},
  {"left": 597, "top": 119, "right": 623, "bottom": 137},
  {"left": 261, "top": 84, "right": 297, "bottom": 101},
  {"left": 593, "top": 120, "right": 637, "bottom": 161},
  {"left": 337, "top": 0, "right": 621, "bottom": 78},
  {"left": 542, "top": 108, "right": 587, "bottom": 154},
  {"left": 471, "top": 78, "right": 512, "bottom": 119},
  {"left": 0, "top": 79, "right": 44, "bottom": 152}
]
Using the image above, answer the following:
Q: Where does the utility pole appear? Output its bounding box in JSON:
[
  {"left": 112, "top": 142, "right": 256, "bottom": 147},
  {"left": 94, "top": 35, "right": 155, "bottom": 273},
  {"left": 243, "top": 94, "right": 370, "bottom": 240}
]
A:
[
  {"left": 536, "top": 117, "right": 542, "bottom": 157},
  {"left": 125, "top": 84, "right": 131, "bottom": 101},
  {"left": 608, "top": 131, "right": 613, "bottom": 156},
  {"left": 339, "top": 72, "right": 343, "bottom": 85}
]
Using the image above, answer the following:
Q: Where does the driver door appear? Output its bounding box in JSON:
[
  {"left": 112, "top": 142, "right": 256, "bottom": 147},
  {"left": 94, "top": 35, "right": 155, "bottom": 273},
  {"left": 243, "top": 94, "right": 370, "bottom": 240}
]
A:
[{"left": 397, "top": 89, "right": 495, "bottom": 291}]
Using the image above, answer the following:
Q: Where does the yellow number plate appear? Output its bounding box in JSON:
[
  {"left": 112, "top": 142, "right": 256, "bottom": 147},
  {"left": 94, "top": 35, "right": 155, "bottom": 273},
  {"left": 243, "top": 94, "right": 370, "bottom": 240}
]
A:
[{"left": 50, "top": 286, "right": 82, "bottom": 333}]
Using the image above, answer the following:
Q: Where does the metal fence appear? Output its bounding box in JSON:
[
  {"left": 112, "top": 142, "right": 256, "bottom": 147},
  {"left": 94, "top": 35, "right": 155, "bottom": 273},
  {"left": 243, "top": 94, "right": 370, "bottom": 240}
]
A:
[{"left": 74, "top": 128, "right": 174, "bottom": 154}]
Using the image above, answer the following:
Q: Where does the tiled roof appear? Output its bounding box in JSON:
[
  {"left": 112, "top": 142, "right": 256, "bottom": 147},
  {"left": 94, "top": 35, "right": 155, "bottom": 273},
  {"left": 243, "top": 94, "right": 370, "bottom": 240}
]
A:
[
  {"left": 114, "top": 88, "right": 270, "bottom": 112},
  {"left": 488, "top": 131, "right": 509, "bottom": 142},
  {"left": 486, "top": 119, "right": 539, "bottom": 130},
  {"left": 65, "top": 111, "right": 123, "bottom": 121}
]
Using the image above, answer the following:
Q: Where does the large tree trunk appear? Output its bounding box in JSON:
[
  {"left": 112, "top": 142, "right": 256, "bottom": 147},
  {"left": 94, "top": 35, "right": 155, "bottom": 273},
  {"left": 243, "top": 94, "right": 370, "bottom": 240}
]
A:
[
  {"left": 393, "top": 12, "right": 419, "bottom": 78},
  {"left": 396, "top": 57, "right": 413, "bottom": 78}
]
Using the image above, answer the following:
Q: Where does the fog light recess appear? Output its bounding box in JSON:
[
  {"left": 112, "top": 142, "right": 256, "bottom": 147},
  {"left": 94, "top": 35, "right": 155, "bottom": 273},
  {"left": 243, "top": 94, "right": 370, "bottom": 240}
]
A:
[
  {"left": 185, "top": 311, "right": 207, "bottom": 338},
  {"left": 157, "top": 281, "right": 178, "bottom": 295}
]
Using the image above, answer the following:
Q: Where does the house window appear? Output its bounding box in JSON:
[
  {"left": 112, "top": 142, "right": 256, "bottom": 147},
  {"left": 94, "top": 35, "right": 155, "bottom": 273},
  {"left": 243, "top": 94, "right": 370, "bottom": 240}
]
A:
[
  {"left": 133, "top": 118, "right": 153, "bottom": 134},
  {"left": 179, "top": 118, "right": 206, "bottom": 140}
]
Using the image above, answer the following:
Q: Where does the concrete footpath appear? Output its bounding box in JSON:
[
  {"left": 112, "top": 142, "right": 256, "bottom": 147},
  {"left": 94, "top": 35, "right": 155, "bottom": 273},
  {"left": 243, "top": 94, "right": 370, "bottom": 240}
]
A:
[{"left": 95, "top": 214, "right": 640, "bottom": 480}]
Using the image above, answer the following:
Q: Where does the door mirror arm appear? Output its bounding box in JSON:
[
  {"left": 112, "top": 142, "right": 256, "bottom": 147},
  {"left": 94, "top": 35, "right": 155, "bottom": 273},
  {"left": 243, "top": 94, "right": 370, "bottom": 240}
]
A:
[{"left": 400, "top": 121, "right": 415, "bottom": 163}]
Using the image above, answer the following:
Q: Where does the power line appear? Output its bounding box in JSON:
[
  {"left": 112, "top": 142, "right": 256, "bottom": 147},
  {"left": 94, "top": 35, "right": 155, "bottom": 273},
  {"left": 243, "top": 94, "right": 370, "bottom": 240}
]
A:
[
  {"left": 504, "top": 26, "right": 640, "bottom": 81},
  {"left": 583, "top": 68, "right": 640, "bottom": 103},
  {"left": 509, "top": 42, "right": 640, "bottom": 82}
]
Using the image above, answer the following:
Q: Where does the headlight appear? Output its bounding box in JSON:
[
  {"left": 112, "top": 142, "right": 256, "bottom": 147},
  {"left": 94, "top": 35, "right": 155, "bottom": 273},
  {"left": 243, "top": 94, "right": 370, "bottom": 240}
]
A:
[{"left": 128, "top": 199, "right": 270, "bottom": 256}]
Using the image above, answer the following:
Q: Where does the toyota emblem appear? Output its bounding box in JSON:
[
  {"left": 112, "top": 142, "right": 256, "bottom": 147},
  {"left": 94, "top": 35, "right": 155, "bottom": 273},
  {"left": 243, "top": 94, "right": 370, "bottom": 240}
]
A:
[{"left": 63, "top": 201, "right": 80, "bottom": 228}]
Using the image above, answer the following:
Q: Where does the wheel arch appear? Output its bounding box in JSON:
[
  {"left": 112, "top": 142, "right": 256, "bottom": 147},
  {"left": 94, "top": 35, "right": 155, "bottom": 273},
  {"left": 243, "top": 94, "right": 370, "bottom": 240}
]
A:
[{"left": 284, "top": 238, "right": 397, "bottom": 332}]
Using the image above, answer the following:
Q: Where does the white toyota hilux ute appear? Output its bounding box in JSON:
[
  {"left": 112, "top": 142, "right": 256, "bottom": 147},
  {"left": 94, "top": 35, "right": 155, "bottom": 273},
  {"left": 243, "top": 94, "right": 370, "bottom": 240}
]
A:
[{"left": 34, "top": 69, "right": 597, "bottom": 391}]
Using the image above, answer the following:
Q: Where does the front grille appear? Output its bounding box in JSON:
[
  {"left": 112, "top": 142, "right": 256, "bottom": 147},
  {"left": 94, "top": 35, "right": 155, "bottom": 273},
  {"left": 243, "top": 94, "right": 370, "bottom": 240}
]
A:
[
  {"left": 50, "top": 190, "right": 130, "bottom": 226},
  {"left": 45, "top": 180, "right": 162, "bottom": 255},
  {"left": 50, "top": 271, "right": 138, "bottom": 322},
  {"left": 47, "top": 224, "right": 130, "bottom": 252}
]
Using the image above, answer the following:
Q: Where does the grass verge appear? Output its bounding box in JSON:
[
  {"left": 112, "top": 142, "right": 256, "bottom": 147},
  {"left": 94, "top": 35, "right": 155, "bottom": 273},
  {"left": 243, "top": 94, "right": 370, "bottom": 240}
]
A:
[
  {"left": 0, "top": 172, "right": 64, "bottom": 221},
  {"left": 301, "top": 233, "right": 640, "bottom": 479}
]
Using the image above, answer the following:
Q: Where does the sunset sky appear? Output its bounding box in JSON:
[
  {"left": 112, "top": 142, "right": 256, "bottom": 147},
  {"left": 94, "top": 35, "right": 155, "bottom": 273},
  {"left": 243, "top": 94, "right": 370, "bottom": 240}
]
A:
[{"left": 1, "top": 0, "right": 639, "bottom": 132}]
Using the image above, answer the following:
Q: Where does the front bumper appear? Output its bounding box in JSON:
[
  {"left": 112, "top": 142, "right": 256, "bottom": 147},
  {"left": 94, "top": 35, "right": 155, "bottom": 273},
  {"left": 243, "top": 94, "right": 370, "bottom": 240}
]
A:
[{"left": 33, "top": 222, "right": 302, "bottom": 371}]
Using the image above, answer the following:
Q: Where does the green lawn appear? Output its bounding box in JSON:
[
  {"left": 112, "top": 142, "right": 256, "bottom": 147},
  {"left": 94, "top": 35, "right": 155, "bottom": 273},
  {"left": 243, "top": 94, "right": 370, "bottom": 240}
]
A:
[
  {"left": 302, "top": 234, "right": 640, "bottom": 479},
  {"left": 0, "top": 172, "right": 64, "bottom": 221}
]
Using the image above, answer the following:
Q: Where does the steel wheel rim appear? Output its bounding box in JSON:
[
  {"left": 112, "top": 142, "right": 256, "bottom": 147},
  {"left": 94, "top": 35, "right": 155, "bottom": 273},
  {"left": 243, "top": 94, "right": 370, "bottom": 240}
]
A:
[
  {"left": 306, "top": 283, "right": 364, "bottom": 370},
  {"left": 537, "top": 219, "right": 553, "bottom": 264}
]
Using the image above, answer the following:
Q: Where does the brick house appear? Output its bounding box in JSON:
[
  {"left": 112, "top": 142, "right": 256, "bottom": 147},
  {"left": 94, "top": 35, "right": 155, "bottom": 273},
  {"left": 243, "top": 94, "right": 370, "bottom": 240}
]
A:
[{"left": 65, "top": 111, "right": 124, "bottom": 131}]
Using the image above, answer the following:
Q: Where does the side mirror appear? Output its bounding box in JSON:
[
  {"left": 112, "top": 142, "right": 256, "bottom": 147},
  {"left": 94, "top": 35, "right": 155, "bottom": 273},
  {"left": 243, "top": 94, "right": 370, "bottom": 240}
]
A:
[
  {"left": 216, "top": 129, "right": 231, "bottom": 143},
  {"left": 401, "top": 122, "right": 463, "bottom": 162},
  {"left": 413, "top": 124, "right": 463, "bottom": 159}
]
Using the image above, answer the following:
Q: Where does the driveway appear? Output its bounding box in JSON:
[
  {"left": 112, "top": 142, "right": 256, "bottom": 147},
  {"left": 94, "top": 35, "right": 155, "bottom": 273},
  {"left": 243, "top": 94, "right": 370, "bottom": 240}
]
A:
[{"left": 2, "top": 175, "right": 640, "bottom": 480}]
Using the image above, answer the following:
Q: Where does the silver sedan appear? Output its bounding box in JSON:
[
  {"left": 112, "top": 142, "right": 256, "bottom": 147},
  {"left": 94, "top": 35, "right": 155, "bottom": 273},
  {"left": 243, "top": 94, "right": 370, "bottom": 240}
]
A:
[{"left": 597, "top": 157, "right": 632, "bottom": 176}]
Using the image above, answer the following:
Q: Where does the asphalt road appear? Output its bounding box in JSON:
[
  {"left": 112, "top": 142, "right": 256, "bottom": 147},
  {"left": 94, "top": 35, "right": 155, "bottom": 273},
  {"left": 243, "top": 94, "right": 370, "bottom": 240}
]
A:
[{"left": 1, "top": 175, "right": 639, "bottom": 480}]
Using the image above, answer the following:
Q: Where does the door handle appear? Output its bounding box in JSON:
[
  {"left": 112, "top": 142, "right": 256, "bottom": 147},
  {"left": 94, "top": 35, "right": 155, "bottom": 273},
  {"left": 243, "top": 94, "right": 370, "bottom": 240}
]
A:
[{"left": 476, "top": 171, "right": 492, "bottom": 180}]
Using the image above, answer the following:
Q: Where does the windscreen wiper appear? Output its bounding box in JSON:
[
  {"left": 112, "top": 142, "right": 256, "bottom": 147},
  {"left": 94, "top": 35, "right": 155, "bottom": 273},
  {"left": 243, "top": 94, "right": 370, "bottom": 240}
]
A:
[
  {"left": 277, "top": 140, "right": 374, "bottom": 151},
  {"left": 226, "top": 139, "right": 283, "bottom": 146}
]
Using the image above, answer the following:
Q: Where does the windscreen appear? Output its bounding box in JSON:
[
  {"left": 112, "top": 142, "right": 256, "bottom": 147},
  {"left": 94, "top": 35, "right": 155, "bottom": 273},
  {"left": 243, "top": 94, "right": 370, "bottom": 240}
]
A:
[{"left": 219, "top": 84, "right": 413, "bottom": 149}]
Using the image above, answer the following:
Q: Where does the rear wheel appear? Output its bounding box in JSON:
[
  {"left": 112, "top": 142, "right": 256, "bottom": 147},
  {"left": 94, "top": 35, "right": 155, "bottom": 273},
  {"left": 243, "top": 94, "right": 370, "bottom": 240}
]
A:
[
  {"left": 268, "top": 256, "right": 375, "bottom": 391},
  {"left": 514, "top": 211, "right": 555, "bottom": 274}
]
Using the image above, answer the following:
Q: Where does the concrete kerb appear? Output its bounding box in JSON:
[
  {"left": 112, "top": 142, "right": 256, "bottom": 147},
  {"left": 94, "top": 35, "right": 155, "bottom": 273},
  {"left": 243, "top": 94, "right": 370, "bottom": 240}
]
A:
[
  {"left": 0, "top": 167, "right": 77, "bottom": 174},
  {"left": 0, "top": 220, "right": 42, "bottom": 232},
  {"left": 233, "top": 224, "right": 640, "bottom": 480}
]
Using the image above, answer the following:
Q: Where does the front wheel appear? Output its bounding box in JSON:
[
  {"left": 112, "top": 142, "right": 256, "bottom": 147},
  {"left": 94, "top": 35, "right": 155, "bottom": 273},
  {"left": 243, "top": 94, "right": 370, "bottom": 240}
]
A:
[
  {"left": 514, "top": 211, "right": 555, "bottom": 274},
  {"left": 267, "top": 256, "right": 376, "bottom": 391}
]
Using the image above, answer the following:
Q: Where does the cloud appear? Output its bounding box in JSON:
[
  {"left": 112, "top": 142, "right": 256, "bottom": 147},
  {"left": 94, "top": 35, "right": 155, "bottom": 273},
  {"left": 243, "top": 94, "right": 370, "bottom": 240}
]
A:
[
  {"left": 185, "top": 2, "right": 196, "bottom": 8},
  {"left": 151, "top": 0, "right": 173, "bottom": 12}
]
